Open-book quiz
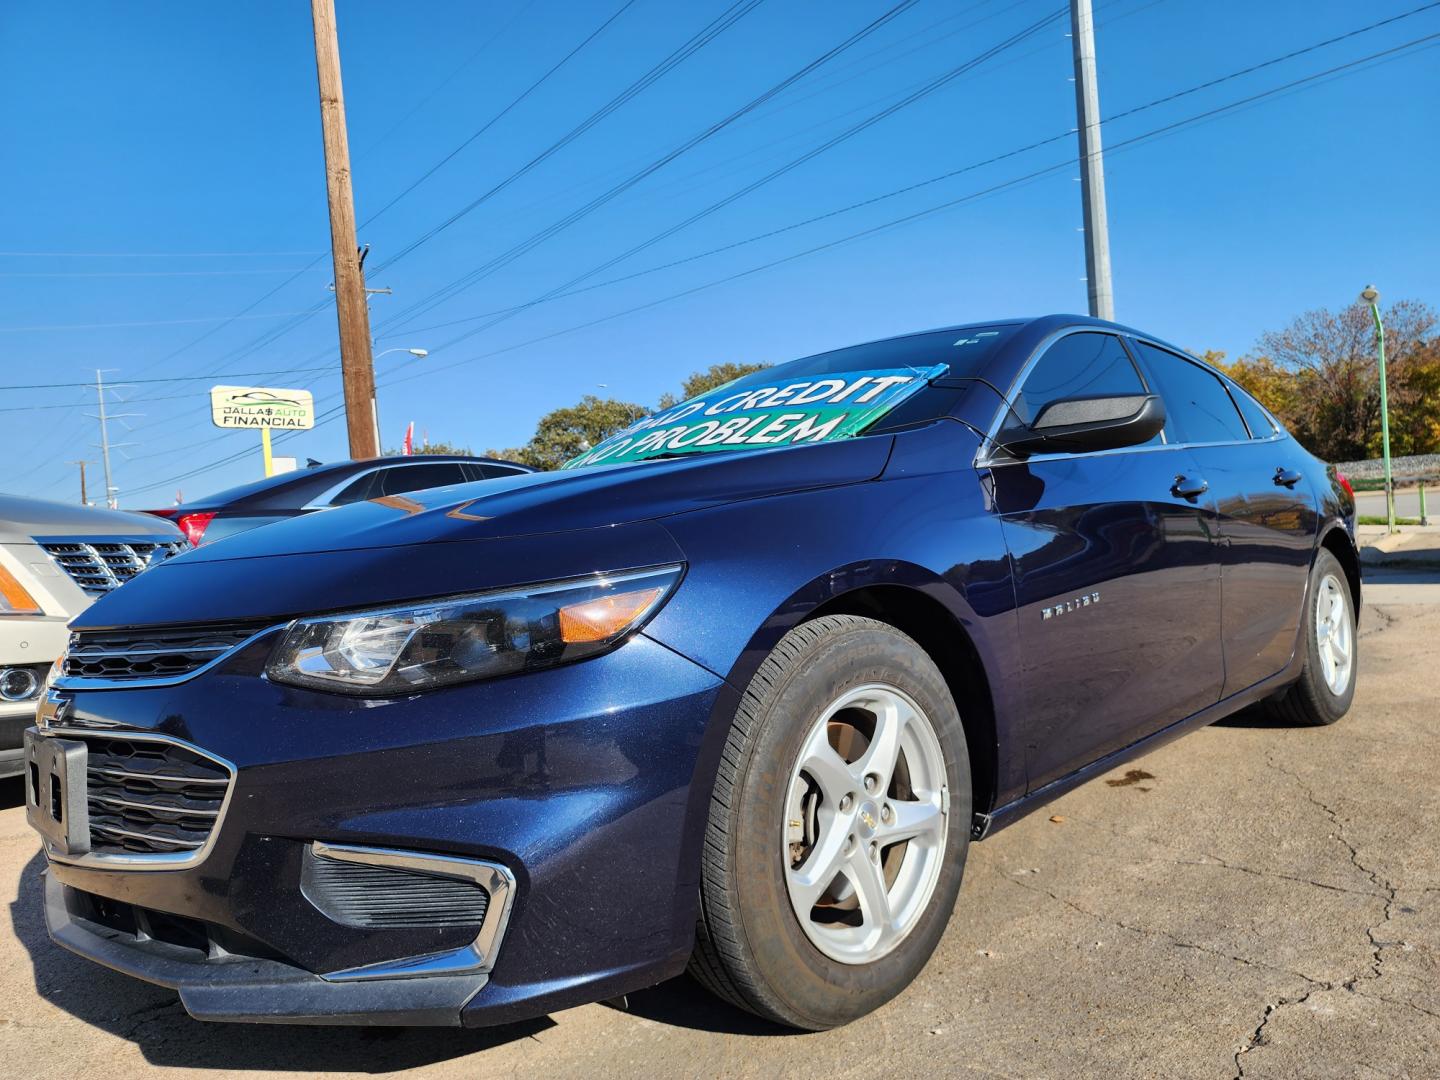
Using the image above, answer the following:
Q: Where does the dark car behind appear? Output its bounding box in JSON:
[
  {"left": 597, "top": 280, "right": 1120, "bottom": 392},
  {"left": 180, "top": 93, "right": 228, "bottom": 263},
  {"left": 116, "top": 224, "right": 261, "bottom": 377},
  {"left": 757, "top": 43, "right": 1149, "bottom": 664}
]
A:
[{"left": 145, "top": 455, "right": 532, "bottom": 546}]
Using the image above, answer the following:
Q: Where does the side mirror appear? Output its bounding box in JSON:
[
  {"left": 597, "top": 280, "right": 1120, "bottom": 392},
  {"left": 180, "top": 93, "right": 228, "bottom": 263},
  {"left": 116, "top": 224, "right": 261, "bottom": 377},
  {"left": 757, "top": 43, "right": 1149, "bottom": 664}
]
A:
[{"left": 998, "top": 393, "right": 1166, "bottom": 456}]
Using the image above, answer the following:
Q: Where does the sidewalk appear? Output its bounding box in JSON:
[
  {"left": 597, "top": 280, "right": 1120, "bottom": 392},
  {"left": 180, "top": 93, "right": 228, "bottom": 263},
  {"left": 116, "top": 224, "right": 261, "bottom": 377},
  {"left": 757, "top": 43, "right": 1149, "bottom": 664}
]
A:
[{"left": 1356, "top": 523, "right": 1440, "bottom": 568}]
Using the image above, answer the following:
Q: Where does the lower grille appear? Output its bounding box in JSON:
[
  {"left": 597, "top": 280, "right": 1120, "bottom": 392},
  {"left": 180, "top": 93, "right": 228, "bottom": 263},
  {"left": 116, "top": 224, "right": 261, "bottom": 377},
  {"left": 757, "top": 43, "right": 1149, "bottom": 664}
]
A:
[
  {"left": 39, "top": 537, "right": 188, "bottom": 596},
  {"left": 63, "top": 624, "right": 259, "bottom": 683},
  {"left": 302, "top": 847, "right": 490, "bottom": 929},
  {"left": 81, "top": 734, "right": 233, "bottom": 856}
]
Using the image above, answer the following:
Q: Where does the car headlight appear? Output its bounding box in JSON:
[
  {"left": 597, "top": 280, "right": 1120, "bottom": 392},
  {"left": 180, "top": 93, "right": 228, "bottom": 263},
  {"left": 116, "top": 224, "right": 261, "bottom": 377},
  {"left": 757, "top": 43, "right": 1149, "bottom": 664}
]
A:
[{"left": 264, "top": 564, "right": 684, "bottom": 695}]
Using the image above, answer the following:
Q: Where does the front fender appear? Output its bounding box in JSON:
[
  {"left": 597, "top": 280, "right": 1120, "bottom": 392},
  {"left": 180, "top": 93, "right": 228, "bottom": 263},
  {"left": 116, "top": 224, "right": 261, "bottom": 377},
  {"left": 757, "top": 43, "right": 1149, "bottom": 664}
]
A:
[{"left": 643, "top": 436, "right": 1020, "bottom": 904}]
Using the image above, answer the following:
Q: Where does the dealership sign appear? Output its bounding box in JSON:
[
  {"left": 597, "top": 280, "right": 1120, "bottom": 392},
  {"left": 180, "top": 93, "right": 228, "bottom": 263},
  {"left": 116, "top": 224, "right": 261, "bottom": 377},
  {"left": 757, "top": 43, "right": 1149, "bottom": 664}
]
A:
[
  {"left": 210, "top": 385, "right": 316, "bottom": 430},
  {"left": 564, "top": 365, "right": 945, "bottom": 469}
]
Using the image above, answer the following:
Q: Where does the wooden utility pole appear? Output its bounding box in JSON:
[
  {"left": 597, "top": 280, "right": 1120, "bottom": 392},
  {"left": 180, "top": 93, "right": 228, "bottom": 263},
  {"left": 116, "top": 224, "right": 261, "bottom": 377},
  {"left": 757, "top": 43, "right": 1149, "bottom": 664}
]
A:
[
  {"left": 310, "top": 0, "right": 378, "bottom": 460},
  {"left": 1069, "top": 0, "right": 1114, "bottom": 321},
  {"left": 69, "top": 460, "right": 93, "bottom": 506}
]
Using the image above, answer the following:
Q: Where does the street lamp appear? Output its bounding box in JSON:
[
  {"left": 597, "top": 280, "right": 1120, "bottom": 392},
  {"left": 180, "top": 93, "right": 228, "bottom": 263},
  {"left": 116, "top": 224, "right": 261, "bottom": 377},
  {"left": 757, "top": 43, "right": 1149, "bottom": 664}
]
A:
[
  {"left": 1359, "top": 286, "right": 1395, "bottom": 534},
  {"left": 370, "top": 348, "right": 429, "bottom": 456}
]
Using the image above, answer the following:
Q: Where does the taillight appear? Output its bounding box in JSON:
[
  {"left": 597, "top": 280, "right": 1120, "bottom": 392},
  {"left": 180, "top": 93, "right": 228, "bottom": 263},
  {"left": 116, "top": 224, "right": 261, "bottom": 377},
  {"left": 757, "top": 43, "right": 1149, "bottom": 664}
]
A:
[
  {"left": 176, "top": 512, "right": 216, "bottom": 546},
  {"left": 1336, "top": 471, "right": 1355, "bottom": 501}
]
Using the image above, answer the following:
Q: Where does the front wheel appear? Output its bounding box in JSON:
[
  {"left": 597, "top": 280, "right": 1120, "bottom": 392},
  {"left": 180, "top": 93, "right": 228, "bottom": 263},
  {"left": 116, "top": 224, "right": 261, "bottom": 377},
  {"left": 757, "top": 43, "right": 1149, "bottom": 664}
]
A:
[
  {"left": 689, "top": 615, "right": 970, "bottom": 1030},
  {"left": 1265, "top": 548, "right": 1357, "bottom": 726}
]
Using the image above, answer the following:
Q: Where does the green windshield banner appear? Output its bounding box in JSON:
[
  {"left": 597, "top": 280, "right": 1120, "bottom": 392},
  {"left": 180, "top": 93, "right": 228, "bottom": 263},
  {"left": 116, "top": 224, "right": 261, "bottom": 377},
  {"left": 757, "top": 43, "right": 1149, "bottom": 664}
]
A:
[{"left": 563, "top": 365, "right": 947, "bottom": 470}]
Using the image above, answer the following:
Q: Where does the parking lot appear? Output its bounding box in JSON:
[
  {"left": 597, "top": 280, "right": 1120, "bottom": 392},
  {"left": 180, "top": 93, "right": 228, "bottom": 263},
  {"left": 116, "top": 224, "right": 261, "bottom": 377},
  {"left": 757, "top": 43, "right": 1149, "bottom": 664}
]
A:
[{"left": 0, "top": 569, "right": 1435, "bottom": 1080}]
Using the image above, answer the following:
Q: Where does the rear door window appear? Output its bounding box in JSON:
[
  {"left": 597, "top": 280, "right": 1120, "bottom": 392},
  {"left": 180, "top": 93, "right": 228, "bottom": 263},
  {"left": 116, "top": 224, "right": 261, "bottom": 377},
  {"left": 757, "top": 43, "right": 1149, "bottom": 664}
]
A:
[
  {"left": 477, "top": 463, "right": 527, "bottom": 479},
  {"left": 1132, "top": 342, "right": 1249, "bottom": 444},
  {"left": 1229, "top": 385, "right": 1278, "bottom": 438}
]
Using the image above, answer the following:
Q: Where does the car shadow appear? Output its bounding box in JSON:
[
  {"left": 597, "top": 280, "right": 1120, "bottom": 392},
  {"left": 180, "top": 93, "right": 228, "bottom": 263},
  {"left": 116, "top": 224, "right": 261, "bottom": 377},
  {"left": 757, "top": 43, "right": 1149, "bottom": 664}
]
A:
[
  {"left": 1211, "top": 701, "right": 1293, "bottom": 729},
  {"left": 623, "top": 975, "right": 796, "bottom": 1037},
  {"left": 0, "top": 776, "right": 23, "bottom": 811},
  {"left": 8, "top": 836, "right": 787, "bottom": 1069}
]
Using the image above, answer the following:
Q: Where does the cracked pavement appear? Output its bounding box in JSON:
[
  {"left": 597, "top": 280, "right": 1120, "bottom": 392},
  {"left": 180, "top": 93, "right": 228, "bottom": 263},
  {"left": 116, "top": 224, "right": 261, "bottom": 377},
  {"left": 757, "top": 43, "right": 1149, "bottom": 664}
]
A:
[{"left": 1, "top": 568, "right": 1436, "bottom": 1078}]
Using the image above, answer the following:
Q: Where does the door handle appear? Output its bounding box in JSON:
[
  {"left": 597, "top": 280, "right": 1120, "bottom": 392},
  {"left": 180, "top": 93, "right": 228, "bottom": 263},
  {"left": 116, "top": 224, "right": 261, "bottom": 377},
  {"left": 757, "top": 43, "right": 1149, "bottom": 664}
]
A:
[
  {"left": 1273, "top": 467, "right": 1302, "bottom": 488},
  {"left": 1171, "top": 475, "right": 1208, "bottom": 500}
]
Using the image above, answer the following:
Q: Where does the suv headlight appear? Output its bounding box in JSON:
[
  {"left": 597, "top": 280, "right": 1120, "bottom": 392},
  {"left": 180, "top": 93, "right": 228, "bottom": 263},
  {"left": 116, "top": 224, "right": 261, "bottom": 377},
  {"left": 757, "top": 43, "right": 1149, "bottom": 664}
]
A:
[{"left": 265, "top": 565, "right": 683, "bottom": 695}]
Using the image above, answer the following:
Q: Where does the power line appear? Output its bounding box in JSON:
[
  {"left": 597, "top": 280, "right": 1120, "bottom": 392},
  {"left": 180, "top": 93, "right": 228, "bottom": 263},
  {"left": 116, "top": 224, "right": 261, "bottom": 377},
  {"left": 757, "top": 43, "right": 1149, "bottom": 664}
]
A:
[
  {"left": 359, "top": 0, "right": 640, "bottom": 231},
  {"left": 0, "top": 309, "right": 322, "bottom": 333},
  {"left": 369, "top": 0, "right": 931, "bottom": 332},
  {"left": 366, "top": 0, "right": 776, "bottom": 276},
  {"left": 135, "top": 21, "right": 1440, "bottom": 499},
  {"left": 0, "top": 268, "right": 325, "bottom": 278},
  {"left": 96, "top": 0, "right": 766, "bottom": 431},
  {"left": 67, "top": 22, "right": 1440, "bottom": 501},
  {"left": 133, "top": 25, "right": 1438, "bottom": 504},
  {"left": 351, "top": 0, "right": 540, "bottom": 160},
  {"left": 0, "top": 367, "right": 334, "bottom": 392},
  {"left": 0, "top": 249, "right": 324, "bottom": 258},
  {"left": 373, "top": 31, "right": 1440, "bottom": 393},
  {"left": 408, "top": 6, "right": 1069, "bottom": 349},
  {"left": 96, "top": 0, "right": 852, "bottom": 453},
  {"left": 382, "top": 3, "right": 1440, "bottom": 343}
]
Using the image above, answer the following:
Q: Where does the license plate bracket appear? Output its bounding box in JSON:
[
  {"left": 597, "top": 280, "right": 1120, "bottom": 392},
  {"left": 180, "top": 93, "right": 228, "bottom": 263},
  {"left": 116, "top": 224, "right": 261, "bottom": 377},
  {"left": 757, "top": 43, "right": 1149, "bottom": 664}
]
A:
[{"left": 24, "top": 729, "right": 90, "bottom": 856}]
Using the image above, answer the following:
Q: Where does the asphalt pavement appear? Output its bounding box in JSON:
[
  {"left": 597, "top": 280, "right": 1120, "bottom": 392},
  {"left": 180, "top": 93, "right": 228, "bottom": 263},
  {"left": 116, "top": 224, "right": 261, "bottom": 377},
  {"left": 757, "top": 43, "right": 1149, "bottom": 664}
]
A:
[{"left": 1, "top": 569, "right": 1437, "bottom": 1079}]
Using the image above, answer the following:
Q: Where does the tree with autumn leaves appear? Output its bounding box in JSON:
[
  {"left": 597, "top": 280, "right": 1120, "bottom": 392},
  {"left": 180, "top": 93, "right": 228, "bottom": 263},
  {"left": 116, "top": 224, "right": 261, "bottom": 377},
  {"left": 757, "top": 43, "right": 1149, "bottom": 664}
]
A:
[
  {"left": 1205, "top": 299, "right": 1439, "bottom": 463},
  {"left": 486, "top": 361, "right": 772, "bottom": 470}
]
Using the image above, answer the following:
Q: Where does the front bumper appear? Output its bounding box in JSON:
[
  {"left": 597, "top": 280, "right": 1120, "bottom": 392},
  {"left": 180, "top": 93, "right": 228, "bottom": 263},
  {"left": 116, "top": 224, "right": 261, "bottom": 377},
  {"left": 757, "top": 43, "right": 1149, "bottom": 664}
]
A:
[
  {"left": 35, "top": 631, "right": 728, "bottom": 1025},
  {"left": 45, "top": 871, "right": 487, "bottom": 1025}
]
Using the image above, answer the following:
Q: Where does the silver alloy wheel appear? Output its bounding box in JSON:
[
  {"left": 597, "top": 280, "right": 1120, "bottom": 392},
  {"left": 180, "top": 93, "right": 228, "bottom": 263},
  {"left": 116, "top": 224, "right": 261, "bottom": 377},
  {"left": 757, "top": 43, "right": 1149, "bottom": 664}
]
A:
[
  {"left": 782, "top": 683, "right": 949, "bottom": 965},
  {"left": 1315, "top": 573, "right": 1354, "bottom": 695}
]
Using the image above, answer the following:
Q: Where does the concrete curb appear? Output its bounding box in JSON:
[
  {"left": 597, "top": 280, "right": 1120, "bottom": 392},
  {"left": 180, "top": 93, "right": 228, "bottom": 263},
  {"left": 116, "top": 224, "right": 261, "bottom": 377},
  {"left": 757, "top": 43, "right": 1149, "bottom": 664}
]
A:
[{"left": 1356, "top": 524, "right": 1440, "bottom": 569}]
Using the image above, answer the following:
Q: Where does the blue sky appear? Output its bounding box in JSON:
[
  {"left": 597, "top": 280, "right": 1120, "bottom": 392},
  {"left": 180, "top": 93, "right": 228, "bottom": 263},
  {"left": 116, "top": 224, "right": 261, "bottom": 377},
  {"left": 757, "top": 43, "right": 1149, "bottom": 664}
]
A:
[{"left": 2, "top": 0, "right": 1436, "bottom": 506}]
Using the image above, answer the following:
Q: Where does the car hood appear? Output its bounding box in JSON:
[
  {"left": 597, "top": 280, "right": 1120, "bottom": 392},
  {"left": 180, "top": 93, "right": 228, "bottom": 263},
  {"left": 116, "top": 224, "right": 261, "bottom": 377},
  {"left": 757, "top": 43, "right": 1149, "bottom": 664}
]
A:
[
  {"left": 71, "top": 437, "right": 892, "bottom": 629},
  {"left": 0, "top": 494, "right": 182, "bottom": 544},
  {"left": 179, "top": 435, "right": 893, "bottom": 562}
]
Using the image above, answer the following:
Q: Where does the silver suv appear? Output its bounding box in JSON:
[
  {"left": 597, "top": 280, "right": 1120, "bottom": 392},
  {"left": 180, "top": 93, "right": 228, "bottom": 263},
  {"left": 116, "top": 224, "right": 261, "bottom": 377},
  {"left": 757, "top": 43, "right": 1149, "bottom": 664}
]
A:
[{"left": 0, "top": 495, "right": 185, "bottom": 776}]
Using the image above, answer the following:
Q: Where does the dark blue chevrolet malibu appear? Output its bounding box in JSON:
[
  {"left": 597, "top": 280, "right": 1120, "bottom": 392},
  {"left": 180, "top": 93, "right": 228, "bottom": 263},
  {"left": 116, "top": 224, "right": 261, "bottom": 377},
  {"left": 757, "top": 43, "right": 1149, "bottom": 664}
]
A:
[{"left": 25, "top": 315, "right": 1359, "bottom": 1030}]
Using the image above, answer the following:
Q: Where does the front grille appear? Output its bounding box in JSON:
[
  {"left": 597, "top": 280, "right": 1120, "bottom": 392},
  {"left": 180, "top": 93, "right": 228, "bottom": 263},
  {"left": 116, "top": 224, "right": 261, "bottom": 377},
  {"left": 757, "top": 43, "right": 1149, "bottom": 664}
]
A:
[
  {"left": 40, "top": 537, "right": 188, "bottom": 596},
  {"left": 63, "top": 624, "right": 259, "bottom": 682},
  {"left": 301, "top": 848, "right": 491, "bottom": 929},
  {"left": 80, "top": 734, "right": 232, "bottom": 856}
]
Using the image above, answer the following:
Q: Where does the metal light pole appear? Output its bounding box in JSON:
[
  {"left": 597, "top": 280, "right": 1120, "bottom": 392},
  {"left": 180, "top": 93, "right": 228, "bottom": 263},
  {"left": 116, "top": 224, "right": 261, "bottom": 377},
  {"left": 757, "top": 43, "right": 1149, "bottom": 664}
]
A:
[
  {"left": 1070, "top": 0, "right": 1114, "bottom": 321},
  {"left": 1360, "top": 285, "right": 1395, "bottom": 534},
  {"left": 370, "top": 348, "right": 428, "bottom": 456}
]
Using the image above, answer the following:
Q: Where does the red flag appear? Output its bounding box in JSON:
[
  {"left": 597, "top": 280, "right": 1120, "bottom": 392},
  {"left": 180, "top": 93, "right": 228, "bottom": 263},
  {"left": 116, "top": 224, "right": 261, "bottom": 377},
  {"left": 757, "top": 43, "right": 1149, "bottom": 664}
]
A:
[{"left": 402, "top": 422, "right": 414, "bottom": 456}]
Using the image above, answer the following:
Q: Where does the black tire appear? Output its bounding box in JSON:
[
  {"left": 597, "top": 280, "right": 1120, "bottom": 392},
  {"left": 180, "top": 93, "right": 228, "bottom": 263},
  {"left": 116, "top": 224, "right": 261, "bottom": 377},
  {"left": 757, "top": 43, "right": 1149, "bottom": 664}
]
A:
[
  {"left": 689, "top": 614, "right": 971, "bottom": 1030},
  {"left": 1264, "top": 549, "right": 1357, "bottom": 726}
]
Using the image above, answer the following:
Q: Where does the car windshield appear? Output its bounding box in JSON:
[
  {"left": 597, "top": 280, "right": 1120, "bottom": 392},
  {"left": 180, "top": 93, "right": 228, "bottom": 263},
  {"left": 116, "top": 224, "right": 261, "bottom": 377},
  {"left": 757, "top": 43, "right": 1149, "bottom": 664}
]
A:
[{"left": 564, "top": 324, "right": 1018, "bottom": 469}]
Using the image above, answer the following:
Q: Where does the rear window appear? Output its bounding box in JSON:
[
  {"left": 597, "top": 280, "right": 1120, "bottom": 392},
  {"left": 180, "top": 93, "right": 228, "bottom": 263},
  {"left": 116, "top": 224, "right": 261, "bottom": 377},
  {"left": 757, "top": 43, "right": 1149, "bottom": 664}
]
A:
[
  {"left": 1229, "top": 384, "right": 1278, "bottom": 438},
  {"left": 565, "top": 324, "right": 1018, "bottom": 469},
  {"left": 379, "top": 463, "right": 469, "bottom": 495}
]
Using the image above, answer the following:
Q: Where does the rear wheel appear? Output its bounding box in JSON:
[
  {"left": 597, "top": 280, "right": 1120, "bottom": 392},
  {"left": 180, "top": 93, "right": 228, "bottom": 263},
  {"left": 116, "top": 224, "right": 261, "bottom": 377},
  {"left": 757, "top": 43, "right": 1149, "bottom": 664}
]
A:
[
  {"left": 1265, "top": 549, "right": 1357, "bottom": 726},
  {"left": 689, "top": 615, "right": 970, "bottom": 1030}
]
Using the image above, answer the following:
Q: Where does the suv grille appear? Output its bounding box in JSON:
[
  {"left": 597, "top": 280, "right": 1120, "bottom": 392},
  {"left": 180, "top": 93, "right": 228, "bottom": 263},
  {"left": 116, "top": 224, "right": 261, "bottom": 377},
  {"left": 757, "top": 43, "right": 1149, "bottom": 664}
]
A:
[
  {"left": 82, "top": 734, "right": 232, "bottom": 856},
  {"left": 63, "top": 625, "right": 259, "bottom": 682},
  {"left": 41, "top": 538, "right": 188, "bottom": 596}
]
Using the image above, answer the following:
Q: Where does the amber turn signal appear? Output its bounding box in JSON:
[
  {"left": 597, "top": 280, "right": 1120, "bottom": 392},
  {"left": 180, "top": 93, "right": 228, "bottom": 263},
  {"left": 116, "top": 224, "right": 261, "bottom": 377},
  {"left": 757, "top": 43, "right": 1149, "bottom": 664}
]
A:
[
  {"left": 559, "top": 586, "right": 666, "bottom": 644},
  {"left": 0, "top": 564, "right": 43, "bottom": 616}
]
